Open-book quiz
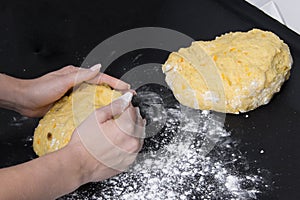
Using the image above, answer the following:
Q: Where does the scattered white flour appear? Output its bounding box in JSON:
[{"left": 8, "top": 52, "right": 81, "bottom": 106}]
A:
[
  {"left": 202, "top": 91, "right": 219, "bottom": 104},
  {"left": 9, "top": 116, "right": 29, "bottom": 127},
  {"left": 260, "top": 150, "right": 265, "bottom": 154},
  {"left": 59, "top": 94, "right": 269, "bottom": 200}
]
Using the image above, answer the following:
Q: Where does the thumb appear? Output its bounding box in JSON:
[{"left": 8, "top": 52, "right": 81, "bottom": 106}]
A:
[
  {"left": 95, "top": 92, "right": 134, "bottom": 123},
  {"left": 65, "top": 64, "right": 102, "bottom": 86}
]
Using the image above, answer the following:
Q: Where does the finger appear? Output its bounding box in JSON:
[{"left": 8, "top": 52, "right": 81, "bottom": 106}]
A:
[
  {"left": 86, "top": 73, "right": 130, "bottom": 90},
  {"left": 54, "top": 65, "right": 79, "bottom": 75},
  {"left": 127, "top": 107, "right": 145, "bottom": 153},
  {"left": 103, "top": 119, "right": 142, "bottom": 154},
  {"left": 114, "top": 105, "right": 138, "bottom": 136},
  {"left": 134, "top": 107, "right": 146, "bottom": 139},
  {"left": 47, "top": 65, "right": 78, "bottom": 76},
  {"left": 129, "top": 89, "right": 137, "bottom": 95},
  {"left": 65, "top": 64, "right": 101, "bottom": 87},
  {"left": 95, "top": 92, "right": 133, "bottom": 123},
  {"left": 137, "top": 119, "right": 145, "bottom": 152}
]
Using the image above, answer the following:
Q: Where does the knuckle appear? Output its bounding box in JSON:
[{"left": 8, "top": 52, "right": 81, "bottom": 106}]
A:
[{"left": 65, "top": 65, "right": 75, "bottom": 69}]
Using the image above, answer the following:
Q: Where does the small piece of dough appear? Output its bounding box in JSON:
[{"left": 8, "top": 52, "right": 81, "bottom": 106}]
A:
[
  {"left": 33, "top": 83, "right": 121, "bottom": 156},
  {"left": 162, "top": 29, "right": 293, "bottom": 114}
]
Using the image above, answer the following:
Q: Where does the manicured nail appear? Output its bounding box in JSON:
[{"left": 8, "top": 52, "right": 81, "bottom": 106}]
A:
[
  {"left": 114, "top": 92, "right": 133, "bottom": 111},
  {"left": 90, "top": 64, "right": 102, "bottom": 71},
  {"left": 119, "top": 92, "right": 133, "bottom": 103}
]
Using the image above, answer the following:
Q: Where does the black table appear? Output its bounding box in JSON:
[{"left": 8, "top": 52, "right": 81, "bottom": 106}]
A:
[{"left": 0, "top": 0, "right": 299, "bottom": 199}]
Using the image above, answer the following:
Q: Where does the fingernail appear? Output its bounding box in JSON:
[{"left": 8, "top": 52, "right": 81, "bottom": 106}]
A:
[
  {"left": 119, "top": 92, "right": 133, "bottom": 103},
  {"left": 90, "top": 64, "right": 102, "bottom": 71},
  {"left": 114, "top": 92, "right": 133, "bottom": 111},
  {"left": 130, "top": 89, "right": 137, "bottom": 95}
]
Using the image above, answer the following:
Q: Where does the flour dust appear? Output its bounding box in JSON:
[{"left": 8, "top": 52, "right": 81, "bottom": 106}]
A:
[{"left": 59, "top": 90, "right": 269, "bottom": 200}]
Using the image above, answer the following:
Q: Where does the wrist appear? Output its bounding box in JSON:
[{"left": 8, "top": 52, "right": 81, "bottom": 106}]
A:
[
  {"left": 57, "top": 143, "right": 88, "bottom": 190},
  {"left": 0, "top": 74, "right": 41, "bottom": 116},
  {"left": 60, "top": 134, "right": 97, "bottom": 186},
  {"left": 66, "top": 132, "right": 115, "bottom": 184},
  {"left": 0, "top": 74, "right": 24, "bottom": 112}
]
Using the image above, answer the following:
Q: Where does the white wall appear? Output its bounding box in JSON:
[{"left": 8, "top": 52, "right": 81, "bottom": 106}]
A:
[{"left": 246, "top": 0, "right": 300, "bottom": 34}]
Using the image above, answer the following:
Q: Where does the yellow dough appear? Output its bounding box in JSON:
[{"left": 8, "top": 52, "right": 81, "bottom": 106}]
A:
[
  {"left": 33, "top": 83, "right": 121, "bottom": 156},
  {"left": 162, "top": 29, "right": 292, "bottom": 113}
]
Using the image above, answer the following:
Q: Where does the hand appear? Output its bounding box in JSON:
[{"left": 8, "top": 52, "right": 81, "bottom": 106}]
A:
[
  {"left": 0, "top": 72, "right": 144, "bottom": 200},
  {"left": 67, "top": 92, "right": 145, "bottom": 183},
  {"left": 15, "top": 64, "right": 130, "bottom": 117}
]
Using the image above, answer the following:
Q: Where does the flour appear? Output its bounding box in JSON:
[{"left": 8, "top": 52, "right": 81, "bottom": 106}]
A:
[
  {"left": 9, "top": 116, "right": 29, "bottom": 127},
  {"left": 59, "top": 93, "right": 269, "bottom": 200}
]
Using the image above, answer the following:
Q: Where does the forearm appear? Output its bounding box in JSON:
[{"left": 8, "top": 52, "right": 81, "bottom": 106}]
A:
[
  {"left": 0, "top": 73, "right": 43, "bottom": 117},
  {"left": 0, "top": 145, "right": 84, "bottom": 200},
  {"left": 0, "top": 73, "right": 24, "bottom": 113}
]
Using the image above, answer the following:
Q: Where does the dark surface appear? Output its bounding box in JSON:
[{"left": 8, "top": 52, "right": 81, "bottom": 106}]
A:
[{"left": 0, "top": 0, "right": 299, "bottom": 199}]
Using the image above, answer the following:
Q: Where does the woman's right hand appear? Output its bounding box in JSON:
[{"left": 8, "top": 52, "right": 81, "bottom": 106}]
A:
[
  {"left": 0, "top": 91, "right": 145, "bottom": 200},
  {"left": 67, "top": 92, "right": 145, "bottom": 183}
]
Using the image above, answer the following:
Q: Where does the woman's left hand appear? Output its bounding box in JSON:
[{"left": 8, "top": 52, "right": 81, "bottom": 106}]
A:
[{"left": 14, "top": 64, "right": 130, "bottom": 117}]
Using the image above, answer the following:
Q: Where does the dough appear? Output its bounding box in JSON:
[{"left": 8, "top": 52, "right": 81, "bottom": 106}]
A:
[
  {"left": 162, "top": 29, "right": 292, "bottom": 114},
  {"left": 33, "top": 83, "right": 121, "bottom": 156}
]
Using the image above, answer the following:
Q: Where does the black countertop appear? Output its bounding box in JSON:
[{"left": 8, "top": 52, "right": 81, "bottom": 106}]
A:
[{"left": 0, "top": 0, "right": 299, "bottom": 199}]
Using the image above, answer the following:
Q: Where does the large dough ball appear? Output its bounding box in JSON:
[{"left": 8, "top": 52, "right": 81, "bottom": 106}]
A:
[
  {"left": 162, "top": 29, "right": 292, "bottom": 114},
  {"left": 33, "top": 83, "right": 121, "bottom": 156}
]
